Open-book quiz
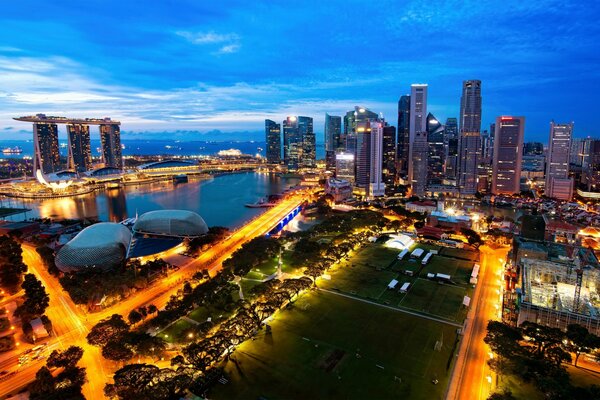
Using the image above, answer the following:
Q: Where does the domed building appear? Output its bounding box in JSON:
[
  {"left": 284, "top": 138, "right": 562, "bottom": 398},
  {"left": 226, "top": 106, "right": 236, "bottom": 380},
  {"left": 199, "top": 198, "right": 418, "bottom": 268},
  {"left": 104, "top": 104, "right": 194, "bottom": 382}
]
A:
[
  {"left": 133, "top": 210, "right": 208, "bottom": 238},
  {"left": 55, "top": 223, "right": 132, "bottom": 272}
]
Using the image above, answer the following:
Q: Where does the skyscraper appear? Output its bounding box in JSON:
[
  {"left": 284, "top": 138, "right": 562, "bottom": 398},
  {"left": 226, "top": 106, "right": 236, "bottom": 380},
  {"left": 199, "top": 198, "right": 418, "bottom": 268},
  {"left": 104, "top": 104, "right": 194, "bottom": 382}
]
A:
[
  {"left": 265, "top": 119, "right": 281, "bottom": 164},
  {"left": 298, "top": 116, "right": 315, "bottom": 167},
  {"left": 369, "top": 120, "right": 386, "bottom": 197},
  {"left": 382, "top": 124, "right": 396, "bottom": 189},
  {"left": 99, "top": 123, "right": 122, "bottom": 169},
  {"left": 344, "top": 106, "right": 379, "bottom": 159},
  {"left": 457, "top": 80, "right": 482, "bottom": 195},
  {"left": 408, "top": 84, "right": 428, "bottom": 196},
  {"left": 545, "top": 121, "right": 574, "bottom": 200},
  {"left": 283, "top": 116, "right": 301, "bottom": 170},
  {"left": 444, "top": 117, "right": 458, "bottom": 179},
  {"left": 33, "top": 122, "right": 61, "bottom": 174},
  {"left": 324, "top": 114, "right": 342, "bottom": 170},
  {"left": 396, "top": 95, "right": 410, "bottom": 176},
  {"left": 66, "top": 124, "right": 92, "bottom": 173},
  {"left": 426, "top": 113, "right": 445, "bottom": 185},
  {"left": 335, "top": 152, "right": 355, "bottom": 184},
  {"left": 283, "top": 116, "right": 314, "bottom": 169},
  {"left": 492, "top": 116, "right": 524, "bottom": 195}
]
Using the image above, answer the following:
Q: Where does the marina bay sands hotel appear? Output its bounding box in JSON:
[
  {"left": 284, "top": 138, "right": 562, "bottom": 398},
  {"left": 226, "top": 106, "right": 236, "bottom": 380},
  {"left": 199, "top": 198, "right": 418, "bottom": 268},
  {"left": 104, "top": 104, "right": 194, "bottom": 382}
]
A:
[{"left": 14, "top": 114, "right": 122, "bottom": 175}]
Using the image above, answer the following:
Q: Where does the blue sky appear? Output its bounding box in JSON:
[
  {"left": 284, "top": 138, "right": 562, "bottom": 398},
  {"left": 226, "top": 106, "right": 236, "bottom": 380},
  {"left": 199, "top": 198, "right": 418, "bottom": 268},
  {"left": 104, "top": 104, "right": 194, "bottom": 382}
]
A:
[{"left": 0, "top": 0, "right": 598, "bottom": 142}]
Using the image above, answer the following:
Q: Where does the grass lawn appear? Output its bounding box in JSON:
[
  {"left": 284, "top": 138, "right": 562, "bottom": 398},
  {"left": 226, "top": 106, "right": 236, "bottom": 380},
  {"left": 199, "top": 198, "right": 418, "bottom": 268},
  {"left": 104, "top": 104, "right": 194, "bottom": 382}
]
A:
[
  {"left": 421, "top": 257, "right": 475, "bottom": 286},
  {"left": 320, "top": 263, "right": 398, "bottom": 300},
  {"left": 566, "top": 364, "right": 600, "bottom": 388},
  {"left": 349, "top": 243, "right": 399, "bottom": 270},
  {"left": 159, "top": 319, "right": 197, "bottom": 344},
  {"left": 495, "top": 373, "right": 542, "bottom": 400},
  {"left": 399, "top": 279, "right": 469, "bottom": 322},
  {"left": 212, "top": 290, "right": 458, "bottom": 400},
  {"left": 439, "top": 247, "right": 479, "bottom": 262}
]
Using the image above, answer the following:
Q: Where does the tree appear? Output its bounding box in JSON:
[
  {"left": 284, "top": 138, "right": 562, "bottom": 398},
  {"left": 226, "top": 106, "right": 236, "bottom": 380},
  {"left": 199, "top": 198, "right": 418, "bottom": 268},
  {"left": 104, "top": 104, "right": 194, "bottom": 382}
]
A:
[
  {"left": 0, "top": 235, "right": 27, "bottom": 294},
  {"left": 102, "top": 340, "right": 134, "bottom": 362},
  {"left": 521, "top": 322, "right": 564, "bottom": 357},
  {"left": 484, "top": 321, "right": 523, "bottom": 359},
  {"left": 29, "top": 366, "right": 55, "bottom": 399},
  {"left": 47, "top": 346, "right": 83, "bottom": 369},
  {"left": 87, "top": 314, "right": 129, "bottom": 347},
  {"left": 487, "top": 390, "right": 517, "bottom": 400},
  {"left": 16, "top": 273, "right": 50, "bottom": 318},
  {"left": 147, "top": 304, "right": 158, "bottom": 315},
  {"left": 127, "top": 310, "right": 143, "bottom": 326},
  {"left": 566, "top": 324, "right": 600, "bottom": 366},
  {"left": 304, "top": 266, "right": 323, "bottom": 287}
]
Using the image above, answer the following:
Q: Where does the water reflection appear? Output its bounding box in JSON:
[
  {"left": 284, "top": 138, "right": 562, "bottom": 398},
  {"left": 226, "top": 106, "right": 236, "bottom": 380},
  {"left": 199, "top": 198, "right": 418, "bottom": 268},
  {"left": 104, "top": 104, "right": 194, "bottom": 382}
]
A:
[{"left": 9, "top": 172, "right": 299, "bottom": 228}]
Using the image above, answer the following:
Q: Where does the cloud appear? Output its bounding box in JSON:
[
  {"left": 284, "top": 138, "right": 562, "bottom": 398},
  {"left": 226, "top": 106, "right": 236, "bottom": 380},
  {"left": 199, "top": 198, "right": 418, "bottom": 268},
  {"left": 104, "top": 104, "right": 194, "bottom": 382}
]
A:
[
  {"left": 216, "top": 44, "right": 241, "bottom": 54},
  {"left": 175, "top": 30, "right": 239, "bottom": 44}
]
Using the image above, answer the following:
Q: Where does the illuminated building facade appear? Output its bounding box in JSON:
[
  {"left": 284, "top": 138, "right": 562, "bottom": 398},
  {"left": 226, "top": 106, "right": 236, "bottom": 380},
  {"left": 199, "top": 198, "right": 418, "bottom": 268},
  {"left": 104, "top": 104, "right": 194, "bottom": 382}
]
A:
[
  {"left": 408, "top": 84, "right": 428, "bottom": 196},
  {"left": 382, "top": 124, "right": 396, "bottom": 188},
  {"left": 67, "top": 124, "right": 92, "bottom": 172},
  {"left": 335, "top": 152, "right": 355, "bottom": 184},
  {"left": 396, "top": 95, "right": 410, "bottom": 176},
  {"left": 457, "top": 80, "right": 482, "bottom": 195},
  {"left": 33, "top": 122, "right": 61, "bottom": 174},
  {"left": 298, "top": 116, "right": 315, "bottom": 167},
  {"left": 99, "top": 123, "right": 123, "bottom": 169},
  {"left": 444, "top": 117, "right": 459, "bottom": 179},
  {"left": 324, "top": 113, "right": 342, "bottom": 170},
  {"left": 545, "top": 121, "right": 574, "bottom": 200},
  {"left": 265, "top": 119, "right": 281, "bottom": 164},
  {"left": 492, "top": 116, "right": 524, "bottom": 195},
  {"left": 426, "top": 112, "right": 445, "bottom": 185}
]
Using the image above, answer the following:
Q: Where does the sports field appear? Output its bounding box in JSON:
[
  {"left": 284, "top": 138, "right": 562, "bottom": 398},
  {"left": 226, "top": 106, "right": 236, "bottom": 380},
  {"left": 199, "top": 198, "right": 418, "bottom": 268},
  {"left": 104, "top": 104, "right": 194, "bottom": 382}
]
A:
[
  {"left": 320, "top": 241, "right": 475, "bottom": 322},
  {"left": 212, "top": 290, "right": 458, "bottom": 400}
]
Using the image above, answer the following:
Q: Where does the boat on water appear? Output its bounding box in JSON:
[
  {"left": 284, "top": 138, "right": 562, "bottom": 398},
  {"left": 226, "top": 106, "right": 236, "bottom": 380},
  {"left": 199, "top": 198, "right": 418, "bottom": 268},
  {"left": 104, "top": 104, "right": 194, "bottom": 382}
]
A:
[
  {"left": 245, "top": 198, "right": 276, "bottom": 208},
  {"left": 2, "top": 146, "right": 22, "bottom": 154}
]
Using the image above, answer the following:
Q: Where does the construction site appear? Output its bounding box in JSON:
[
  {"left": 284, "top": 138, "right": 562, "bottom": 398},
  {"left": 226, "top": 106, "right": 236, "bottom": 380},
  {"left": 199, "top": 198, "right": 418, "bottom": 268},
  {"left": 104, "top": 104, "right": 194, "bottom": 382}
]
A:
[{"left": 516, "top": 243, "right": 600, "bottom": 335}]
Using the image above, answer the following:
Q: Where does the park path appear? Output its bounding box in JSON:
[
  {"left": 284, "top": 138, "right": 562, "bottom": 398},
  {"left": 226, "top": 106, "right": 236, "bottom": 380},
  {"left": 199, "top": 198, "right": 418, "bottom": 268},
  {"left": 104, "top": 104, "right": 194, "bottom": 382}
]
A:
[{"left": 318, "top": 288, "right": 462, "bottom": 328}]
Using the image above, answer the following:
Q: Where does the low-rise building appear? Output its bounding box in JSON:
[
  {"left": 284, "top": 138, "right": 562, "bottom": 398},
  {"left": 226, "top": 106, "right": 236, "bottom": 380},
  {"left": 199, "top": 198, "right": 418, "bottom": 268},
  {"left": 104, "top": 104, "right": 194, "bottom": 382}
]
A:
[{"left": 325, "top": 178, "right": 353, "bottom": 203}]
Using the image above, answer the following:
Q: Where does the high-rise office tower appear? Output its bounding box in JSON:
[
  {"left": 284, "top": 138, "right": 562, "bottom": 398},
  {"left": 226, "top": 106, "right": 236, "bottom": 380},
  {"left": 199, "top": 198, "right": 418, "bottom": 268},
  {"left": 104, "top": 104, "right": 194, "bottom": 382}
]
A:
[
  {"left": 426, "top": 113, "right": 445, "bottom": 185},
  {"left": 408, "top": 84, "right": 428, "bottom": 196},
  {"left": 382, "top": 124, "right": 396, "bottom": 189},
  {"left": 369, "top": 121, "right": 386, "bottom": 197},
  {"left": 335, "top": 152, "right": 355, "bottom": 184},
  {"left": 344, "top": 106, "right": 378, "bottom": 158},
  {"left": 457, "top": 80, "right": 482, "bottom": 195},
  {"left": 265, "top": 119, "right": 281, "bottom": 164},
  {"left": 283, "top": 116, "right": 301, "bottom": 169},
  {"left": 492, "top": 116, "right": 524, "bottom": 195},
  {"left": 355, "top": 118, "right": 386, "bottom": 197},
  {"left": 396, "top": 95, "right": 410, "bottom": 176},
  {"left": 66, "top": 124, "right": 92, "bottom": 173},
  {"left": 444, "top": 117, "right": 458, "bottom": 179},
  {"left": 325, "top": 114, "right": 342, "bottom": 169},
  {"left": 570, "top": 138, "right": 587, "bottom": 168},
  {"left": 545, "top": 121, "right": 574, "bottom": 200},
  {"left": 523, "top": 142, "right": 544, "bottom": 156},
  {"left": 299, "top": 116, "right": 315, "bottom": 167},
  {"left": 99, "top": 123, "right": 122, "bottom": 169},
  {"left": 33, "top": 122, "right": 61, "bottom": 174},
  {"left": 583, "top": 139, "right": 600, "bottom": 194}
]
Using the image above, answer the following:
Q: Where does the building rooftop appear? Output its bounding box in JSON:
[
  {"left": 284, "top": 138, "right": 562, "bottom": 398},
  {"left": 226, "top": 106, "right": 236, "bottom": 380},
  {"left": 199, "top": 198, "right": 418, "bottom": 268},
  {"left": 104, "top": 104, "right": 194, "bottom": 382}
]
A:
[{"left": 14, "top": 114, "right": 120, "bottom": 125}]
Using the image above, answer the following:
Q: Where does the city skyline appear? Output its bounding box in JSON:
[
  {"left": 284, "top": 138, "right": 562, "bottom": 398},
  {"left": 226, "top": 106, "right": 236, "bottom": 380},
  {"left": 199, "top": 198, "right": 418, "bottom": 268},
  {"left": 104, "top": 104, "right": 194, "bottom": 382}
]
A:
[{"left": 1, "top": 1, "right": 599, "bottom": 141}]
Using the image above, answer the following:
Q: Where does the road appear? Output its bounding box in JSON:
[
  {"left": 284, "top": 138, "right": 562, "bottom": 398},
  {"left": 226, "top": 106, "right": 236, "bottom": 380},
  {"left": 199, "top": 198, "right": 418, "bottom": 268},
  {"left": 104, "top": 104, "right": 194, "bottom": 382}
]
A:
[
  {"left": 0, "top": 193, "right": 308, "bottom": 399},
  {"left": 446, "top": 244, "right": 509, "bottom": 400}
]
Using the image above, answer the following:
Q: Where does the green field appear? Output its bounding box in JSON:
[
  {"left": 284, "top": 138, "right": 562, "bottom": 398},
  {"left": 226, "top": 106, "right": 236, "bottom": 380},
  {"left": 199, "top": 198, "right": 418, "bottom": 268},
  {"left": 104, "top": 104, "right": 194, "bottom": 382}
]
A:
[
  {"left": 320, "top": 242, "right": 475, "bottom": 323},
  {"left": 212, "top": 290, "right": 459, "bottom": 400},
  {"left": 421, "top": 257, "right": 475, "bottom": 286},
  {"left": 438, "top": 247, "right": 479, "bottom": 262},
  {"left": 399, "top": 279, "right": 468, "bottom": 321}
]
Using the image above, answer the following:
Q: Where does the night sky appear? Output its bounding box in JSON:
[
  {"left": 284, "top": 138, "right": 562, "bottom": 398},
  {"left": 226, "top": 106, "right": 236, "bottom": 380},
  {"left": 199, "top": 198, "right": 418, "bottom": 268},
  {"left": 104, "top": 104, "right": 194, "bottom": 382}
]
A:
[{"left": 1, "top": 0, "right": 598, "bottom": 142}]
